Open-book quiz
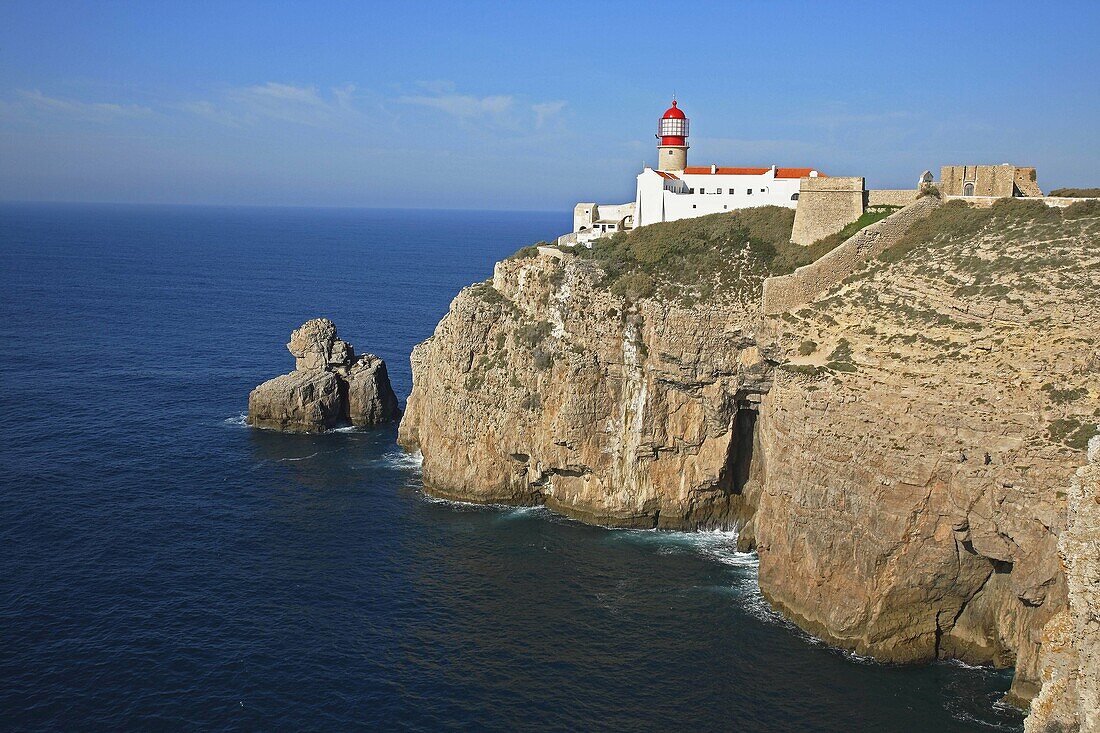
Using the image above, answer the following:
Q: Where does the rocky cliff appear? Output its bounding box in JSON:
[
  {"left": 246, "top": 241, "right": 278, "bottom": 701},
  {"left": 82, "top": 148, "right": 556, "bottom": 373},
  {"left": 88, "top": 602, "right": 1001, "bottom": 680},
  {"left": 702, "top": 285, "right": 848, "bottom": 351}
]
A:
[
  {"left": 398, "top": 218, "right": 783, "bottom": 527},
  {"left": 398, "top": 200, "right": 1099, "bottom": 703},
  {"left": 1025, "top": 435, "right": 1100, "bottom": 733},
  {"left": 249, "top": 318, "right": 400, "bottom": 432},
  {"left": 755, "top": 199, "right": 1098, "bottom": 704}
]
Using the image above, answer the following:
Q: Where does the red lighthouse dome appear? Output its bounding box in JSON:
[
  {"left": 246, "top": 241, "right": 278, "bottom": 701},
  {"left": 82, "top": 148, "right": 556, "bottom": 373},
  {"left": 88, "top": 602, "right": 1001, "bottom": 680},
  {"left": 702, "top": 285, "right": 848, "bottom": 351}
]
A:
[
  {"left": 657, "top": 100, "right": 688, "bottom": 145},
  {"left": 661, "top": 100, "right": 686, "bottom": 119}
]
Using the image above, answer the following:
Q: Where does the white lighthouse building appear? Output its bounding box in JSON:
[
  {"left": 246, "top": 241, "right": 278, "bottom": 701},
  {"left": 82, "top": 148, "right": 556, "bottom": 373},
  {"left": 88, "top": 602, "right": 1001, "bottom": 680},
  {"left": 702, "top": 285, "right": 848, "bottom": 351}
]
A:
[{"left": 568, "top": 100, "right": 824, "bottom": 243}]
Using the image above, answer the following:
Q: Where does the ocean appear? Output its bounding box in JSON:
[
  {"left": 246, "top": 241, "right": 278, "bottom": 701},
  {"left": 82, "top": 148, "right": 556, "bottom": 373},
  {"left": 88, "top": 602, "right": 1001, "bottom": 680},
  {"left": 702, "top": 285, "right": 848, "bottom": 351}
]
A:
[{"left": 0, "top": 203, "right": 1024, "bottom": 731}]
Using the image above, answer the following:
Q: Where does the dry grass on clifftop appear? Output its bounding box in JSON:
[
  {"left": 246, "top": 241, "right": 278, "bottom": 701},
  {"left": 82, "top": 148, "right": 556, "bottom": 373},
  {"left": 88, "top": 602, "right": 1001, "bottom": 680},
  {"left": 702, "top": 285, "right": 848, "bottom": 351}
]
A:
[
  {"left": 781, "top": 196, "right": 1100, "bottom": 453},
  {"left": 570, "top": 207, "right": 814, "bottom": 305}
]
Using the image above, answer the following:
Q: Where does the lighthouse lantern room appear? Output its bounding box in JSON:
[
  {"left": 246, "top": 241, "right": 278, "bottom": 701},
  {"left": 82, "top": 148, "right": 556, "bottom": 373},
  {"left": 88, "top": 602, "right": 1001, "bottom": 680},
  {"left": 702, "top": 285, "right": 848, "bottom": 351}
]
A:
[{"left": 657, "top": 100, "right": 689, "bottom": 172}]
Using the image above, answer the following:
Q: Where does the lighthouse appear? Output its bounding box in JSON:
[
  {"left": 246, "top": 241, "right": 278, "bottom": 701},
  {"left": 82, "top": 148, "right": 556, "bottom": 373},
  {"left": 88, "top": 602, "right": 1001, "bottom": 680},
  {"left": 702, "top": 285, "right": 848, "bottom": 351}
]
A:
[
  {"left": 569, "top": 97, "right": 824, "bottom": 239},
  {"left": 657, "top": 100, "right": 689, "bottom": 172}
]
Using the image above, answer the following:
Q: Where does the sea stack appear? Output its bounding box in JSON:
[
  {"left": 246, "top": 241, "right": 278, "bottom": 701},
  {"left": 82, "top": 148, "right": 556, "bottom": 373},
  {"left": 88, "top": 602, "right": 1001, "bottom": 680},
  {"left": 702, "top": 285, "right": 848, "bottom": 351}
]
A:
[{"left": 248, "top": 318, "right": 400, "bottom": 432}]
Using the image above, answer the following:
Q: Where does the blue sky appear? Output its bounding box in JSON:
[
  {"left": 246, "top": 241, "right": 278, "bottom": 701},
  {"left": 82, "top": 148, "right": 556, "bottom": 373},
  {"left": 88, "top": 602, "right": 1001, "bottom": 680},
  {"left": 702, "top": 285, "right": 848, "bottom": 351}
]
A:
[{"left": 1, "top": 1, "right": 1097, "bottom": 210}]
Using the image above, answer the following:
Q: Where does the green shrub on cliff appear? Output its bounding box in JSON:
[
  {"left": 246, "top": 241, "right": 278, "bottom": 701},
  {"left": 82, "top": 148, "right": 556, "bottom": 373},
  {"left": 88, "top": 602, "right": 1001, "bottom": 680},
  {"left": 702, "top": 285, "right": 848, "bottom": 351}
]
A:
[
  {"left": 805, "top": 207, "right": 900, "bottom": 255},
  {"left": 510, "top": 241, "right": 556, "bottom": 260},
  {"left": 573, "top": 206, "right": 812, "bottom": 302},
  {"left": 918, "top": 184, "right": 941, "bottom": 199},
  {"left": 1048, "top": 417, "right": 1097, "bottom": 451},
  {"left": 878, "top": 198, "right": 1099, "bottom": 266},
  {"left": 514, "top": 320, "right": 553, "bottom": 347},
  {"left": 468, "top": 280, "right": 507, "bottom": 305},
  {"left": 609, "top": 272, "right": 655, "bottom": 300},
  {"left": 824, "top": 338, "right": 857, "bottom": 372},
  {"left": 1042, "top": 383, "right": 1087, "bottom": 404}
]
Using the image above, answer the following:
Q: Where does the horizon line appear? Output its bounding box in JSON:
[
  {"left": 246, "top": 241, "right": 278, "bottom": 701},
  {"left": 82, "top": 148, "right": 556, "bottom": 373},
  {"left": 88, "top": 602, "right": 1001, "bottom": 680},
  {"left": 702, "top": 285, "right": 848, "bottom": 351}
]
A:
[{"left": 0, "top": 198, "right": 569, "bottom": 216}]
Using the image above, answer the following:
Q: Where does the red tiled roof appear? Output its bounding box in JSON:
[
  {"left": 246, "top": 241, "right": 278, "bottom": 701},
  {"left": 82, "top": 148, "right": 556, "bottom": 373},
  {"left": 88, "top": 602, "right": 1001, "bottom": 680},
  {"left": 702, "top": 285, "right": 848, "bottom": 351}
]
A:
[
  {"left": 655, "top": 171, "right": 680, "bottom": 180},
  {"left": 775, "top": 167, "right": 823, "bottom": 179},
  {"left": 684, "top": 166, "right": 769, "bottom": 175},
  {"left": 681, "top": 166, "right": 826, "bottom": 178}
]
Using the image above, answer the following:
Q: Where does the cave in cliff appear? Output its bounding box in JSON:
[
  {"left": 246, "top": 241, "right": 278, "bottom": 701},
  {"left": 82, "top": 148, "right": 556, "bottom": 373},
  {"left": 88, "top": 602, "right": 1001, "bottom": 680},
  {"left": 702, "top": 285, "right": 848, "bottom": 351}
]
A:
[{"left": 722, "top": 402, "right": 758, "bottom": 495}]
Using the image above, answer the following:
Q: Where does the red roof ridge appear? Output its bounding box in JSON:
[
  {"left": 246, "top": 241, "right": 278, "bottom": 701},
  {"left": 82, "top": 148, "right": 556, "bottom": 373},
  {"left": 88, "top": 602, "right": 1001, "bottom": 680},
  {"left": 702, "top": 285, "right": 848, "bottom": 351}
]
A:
[
  {"left": 776, "top": 167, "right": 825, "bottom": 178},
  {"left": 681, "top": 166, "right": 826, "bottom": 178}
]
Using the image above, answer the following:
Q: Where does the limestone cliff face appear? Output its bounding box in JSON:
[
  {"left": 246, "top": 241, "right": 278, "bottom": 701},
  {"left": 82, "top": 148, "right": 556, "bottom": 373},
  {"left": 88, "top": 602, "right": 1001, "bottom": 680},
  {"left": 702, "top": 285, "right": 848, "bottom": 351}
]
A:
[
  {"left": 399, "top": 249, "right": 772, "bottom": 529},
  {"left": 753, "top": 201, "right": 1099, "bottom": 702},
  {"left": 399, "top": 201, "right": 1099, "bottom": 701},
  {"left": 1025, "top": 436, "right": 1100, "bottom": 733}
]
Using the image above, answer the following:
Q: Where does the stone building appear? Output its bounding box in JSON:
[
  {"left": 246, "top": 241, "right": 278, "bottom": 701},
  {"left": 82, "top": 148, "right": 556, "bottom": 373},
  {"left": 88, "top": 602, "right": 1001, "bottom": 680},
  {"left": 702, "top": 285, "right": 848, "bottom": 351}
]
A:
[
  {"left": 940, "top": 164, "right": 1043, "bottom": 197},
  {"left": 572, "top": 202, "right": 635, "bottom": 236}
]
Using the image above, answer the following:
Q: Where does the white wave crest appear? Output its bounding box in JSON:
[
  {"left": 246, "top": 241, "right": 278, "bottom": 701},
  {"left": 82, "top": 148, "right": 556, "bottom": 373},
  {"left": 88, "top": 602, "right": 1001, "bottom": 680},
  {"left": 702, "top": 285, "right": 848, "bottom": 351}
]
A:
[
  {"left": 613, "top": 527, "right": 759, "bottom": 569},
  {"left": 380, "top": 450, "right": 423, "bottom": 471},
  {"left": 224, "top": 413, "right": 249, "bottom": 427}
]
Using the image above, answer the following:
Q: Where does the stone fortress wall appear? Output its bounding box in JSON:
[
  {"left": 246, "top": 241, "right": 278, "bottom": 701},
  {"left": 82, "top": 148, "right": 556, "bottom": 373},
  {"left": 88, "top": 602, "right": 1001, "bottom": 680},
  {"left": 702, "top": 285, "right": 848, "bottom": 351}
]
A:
[
  {"left": 940, "top": 164, "right": 1043, "bottom": 197},
  {"left": 1013, "top": 167, "right": 1043, "bottom": 197},
  {"left": 765, "top": 162, "right": 1090, "bottom": 315},
  {"left": 790, "top": 177, "right": 866, "bottom": 245},
  {"left": 866, "top": 189, "right": 918, "bottom": 207},
  {"left": 763, "top": 195, "right": 942, "bottom": 314},
  {"left": 791, "top": 179, "right": 919, "bottom": 246},
  {"left": 792, "top": 164, "right": 1046, "bottom": 248}
]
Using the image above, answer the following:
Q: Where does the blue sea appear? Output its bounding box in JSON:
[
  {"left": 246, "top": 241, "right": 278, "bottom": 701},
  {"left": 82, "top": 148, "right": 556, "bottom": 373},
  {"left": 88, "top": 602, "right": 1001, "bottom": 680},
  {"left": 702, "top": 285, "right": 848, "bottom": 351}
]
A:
[{"left": 0, "top": 203, "right": 1024, "bottom": 731}]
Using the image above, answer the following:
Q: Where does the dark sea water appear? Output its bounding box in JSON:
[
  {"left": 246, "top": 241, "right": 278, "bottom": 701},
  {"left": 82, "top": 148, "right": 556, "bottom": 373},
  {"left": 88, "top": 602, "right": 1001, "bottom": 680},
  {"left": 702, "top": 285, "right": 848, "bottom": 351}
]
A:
[{"left": 0, "top": 203, "right": 1024, "bottom": 732}]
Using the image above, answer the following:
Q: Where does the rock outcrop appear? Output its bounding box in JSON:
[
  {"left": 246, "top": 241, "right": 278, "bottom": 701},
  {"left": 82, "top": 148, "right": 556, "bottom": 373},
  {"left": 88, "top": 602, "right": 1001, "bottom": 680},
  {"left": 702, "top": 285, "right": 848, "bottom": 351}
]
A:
[
  {"left": 249, "top": 318, "right": 400, "bottom": 432},
  {"left": 1026, "top": 435, "right": 1100, "bottom": 733},
  {"left": 398, "top": 200, "right": 1099, "bottom": 703},
  {"left": 399, "top": 249, "right": 772, "bottom": 528}
]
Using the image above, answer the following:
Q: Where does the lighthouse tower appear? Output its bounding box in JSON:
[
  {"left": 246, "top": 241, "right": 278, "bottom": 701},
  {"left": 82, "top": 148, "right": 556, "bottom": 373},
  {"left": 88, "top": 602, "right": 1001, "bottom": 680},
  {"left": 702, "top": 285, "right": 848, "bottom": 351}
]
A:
[{"left": 656, "top": 100, "right": 689, "bottom": 172}]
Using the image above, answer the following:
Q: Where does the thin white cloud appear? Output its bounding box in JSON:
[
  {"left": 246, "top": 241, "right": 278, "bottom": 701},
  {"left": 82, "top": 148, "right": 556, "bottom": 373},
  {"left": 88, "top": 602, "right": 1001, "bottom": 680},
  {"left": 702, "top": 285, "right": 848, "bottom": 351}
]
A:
[
  {"left": 193, "top": 82, "right": 364, "bottom": 127},
  {"left": 533, "top": 100, "right": 567, "bottom": 128},
  {"left": 176, "top": 100, "right": 242, "bottom": 127},
  {"left": 236, "top": 82, "right": 327, "bottom": 106},
  {"left": 16, "top": 89, "right": 154, "bottom": 121},
  {"left": 226, "top": 82, "right": 331, "bottom": 126},
  {"left": 397, "top": 84, "right": 568, "bottom": 137},
  {"left": 332, "top": 84, "right": 356, "bottom": 110},
  {"left": 399, "top": 92, "right": 515, "bottom": 119}
]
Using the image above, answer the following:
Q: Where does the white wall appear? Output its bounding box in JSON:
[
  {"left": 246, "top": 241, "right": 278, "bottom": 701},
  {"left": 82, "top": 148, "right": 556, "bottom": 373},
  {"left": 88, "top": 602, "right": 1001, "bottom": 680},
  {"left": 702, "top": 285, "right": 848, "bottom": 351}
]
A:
[{"left": 636, "top": 168, "right": 801, "bottom": 227}]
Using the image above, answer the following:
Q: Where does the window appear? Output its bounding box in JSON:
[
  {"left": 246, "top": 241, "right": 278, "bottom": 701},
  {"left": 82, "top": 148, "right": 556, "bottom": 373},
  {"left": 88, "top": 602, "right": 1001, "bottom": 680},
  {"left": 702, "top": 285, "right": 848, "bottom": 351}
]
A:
[
  {"left": 668, "top": 150, "right": 674, "bottom": 155},
  {"left": 717, "top": 188, "right": 723, "bottom": 194},
  {"left": 689, "top": 188, "right": 695, "bottom": 194},
  {"left": 692, "top": 204, "right": 697, "bottom": 209},
  {"left": 963, "top": 182, "right": 975, "bottom": 196},
  {"left": 791, "top": 193, "right": 799, "bottom": 201},
  {"left": 699, "top": 188, "right": 705, "bottom": 194},
  {"left": 747, "top": 189, "right": 753, "bottom": 195}
]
